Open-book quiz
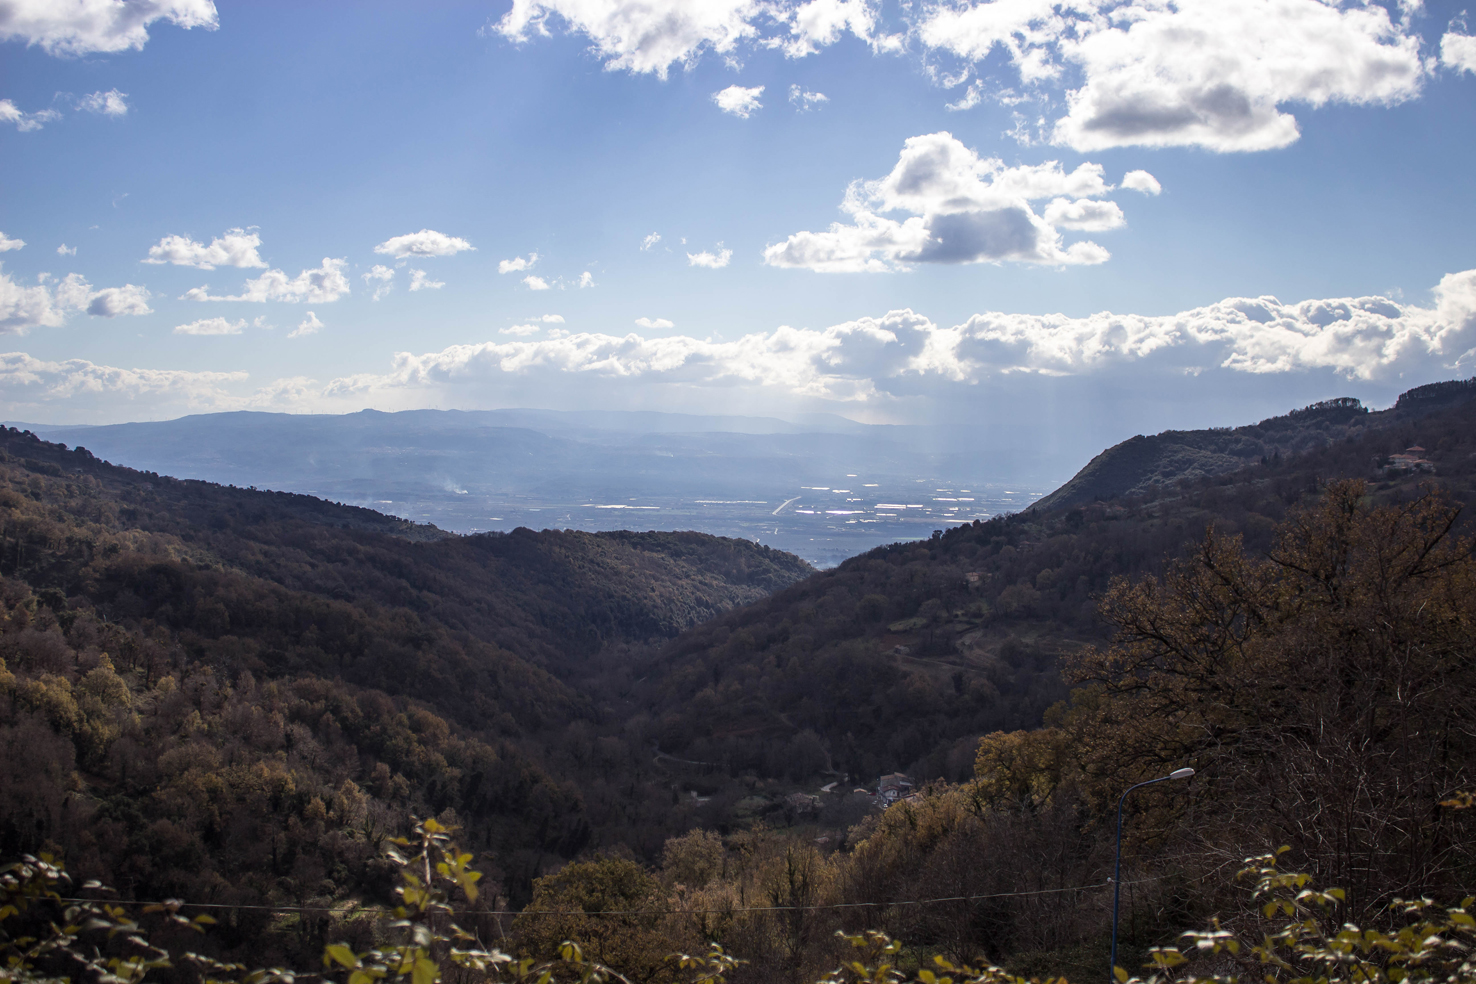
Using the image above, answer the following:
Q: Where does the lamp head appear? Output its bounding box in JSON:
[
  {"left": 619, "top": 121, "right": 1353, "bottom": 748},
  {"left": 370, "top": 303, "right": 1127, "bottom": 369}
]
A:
[{"left": 1169, "top": 767, "right": 1195, "bottom": 780}]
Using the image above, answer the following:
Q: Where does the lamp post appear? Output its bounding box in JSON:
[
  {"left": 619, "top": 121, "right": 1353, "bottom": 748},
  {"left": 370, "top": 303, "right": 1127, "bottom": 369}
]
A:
[{"left": 1110, "top": 767, "right": 1194, "bottom": 982}]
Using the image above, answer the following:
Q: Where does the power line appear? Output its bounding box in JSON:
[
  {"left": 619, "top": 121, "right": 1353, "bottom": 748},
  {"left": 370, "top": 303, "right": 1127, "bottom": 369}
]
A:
[{"left": 49, "top": 877, "right": 1155, "bottom": 919}]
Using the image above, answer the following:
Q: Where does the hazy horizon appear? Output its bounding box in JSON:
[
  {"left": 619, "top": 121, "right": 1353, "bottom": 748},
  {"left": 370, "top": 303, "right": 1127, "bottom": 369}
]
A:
[{"left": 3, "top": 1, "right": 1474, "bottom": 470}]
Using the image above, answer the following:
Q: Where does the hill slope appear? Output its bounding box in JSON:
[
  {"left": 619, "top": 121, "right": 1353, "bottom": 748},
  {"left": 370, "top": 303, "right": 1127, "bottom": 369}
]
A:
[
  {"left": 1031, "top": 378, "right": 1476, "bottom": 511},
  {"left": 614, "top": 378, "right": 1476, "bottom": 793},
  {"left": 0, "top": 425, "right": 812, "bottom": 954}
]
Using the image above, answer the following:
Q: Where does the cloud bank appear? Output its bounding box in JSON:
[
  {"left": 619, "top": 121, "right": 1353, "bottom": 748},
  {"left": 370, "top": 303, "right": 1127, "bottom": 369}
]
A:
[
  {"left": 304, "top": 269, "right": 1476, "bottom": 408},
  {"left": 4, "top": 271, "right": 1474, "bottom": 422}
]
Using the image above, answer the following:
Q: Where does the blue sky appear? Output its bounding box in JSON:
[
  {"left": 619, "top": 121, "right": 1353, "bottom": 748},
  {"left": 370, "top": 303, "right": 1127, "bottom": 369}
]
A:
[{"left": 3, "top": 0, "right": 1476, "bottom": 468}]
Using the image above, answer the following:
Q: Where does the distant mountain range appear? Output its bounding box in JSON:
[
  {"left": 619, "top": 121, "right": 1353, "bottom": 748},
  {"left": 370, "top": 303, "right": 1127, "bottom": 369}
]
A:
[
  {"left": 13, "top": 408, "right": 938, "bottom": 499},
  {"left": 11, "top": 409, "right": 1042, "bottom": 565}
]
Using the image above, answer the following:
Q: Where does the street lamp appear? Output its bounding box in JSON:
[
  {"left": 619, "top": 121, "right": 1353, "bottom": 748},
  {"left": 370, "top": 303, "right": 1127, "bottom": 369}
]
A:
[{"left": 1110, "top": 767, "right": 1194, "bottom": 982}]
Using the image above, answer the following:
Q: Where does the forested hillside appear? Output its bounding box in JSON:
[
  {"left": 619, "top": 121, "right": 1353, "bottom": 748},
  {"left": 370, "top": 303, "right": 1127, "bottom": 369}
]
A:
[
  {"left": 617, "top": 379, "right": 1476, "bottom": 789},
  {"left": 0, "top": 425, "right": 811, "bottom": 965},
  {"left": 3, "top": 379, "right": 1475, "bottom": 981},
  {"left": 1032, "top": 377, "right": 1476, "bottom": 510}
]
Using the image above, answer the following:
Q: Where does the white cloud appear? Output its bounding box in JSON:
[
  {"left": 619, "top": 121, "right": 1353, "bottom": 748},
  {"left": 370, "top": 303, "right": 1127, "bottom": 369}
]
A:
[
  {"left": 495, "top": 0, "right": 762, "bottom": 78},
  {"left": 78, "top": 88, "right": 128, "bottom": 116},
  {"left": 499, "top": 253, "right": 538, "bottom": 274},
  {"left": 144, "top": 228, "right": 266, "bottom": 269},
  {"left": 289, "top": 311, "right": 323, "bottom": 338},
  {"left": 56, "top": 244, "right": 76, "bottom": 256},
  {"left": 1041, "top": 197, "right": 1124, "bottom": 232},
  {"left": 524, "top": 275, "right": 550, "bottom": 290},
  {"left": 86, "top": 284, "right": 152, "bottom": 317},
  {"left": 373, "top": 229, "right": 474, "bottom": 260},
  {"left": 542, "top": 314, "right": 566, "bottom": 323},
  {"left": 713, "top": 84, "right": 764, "bottom": 117},
  {"left": 312, "top": 269, "right": 1476, "bottom": 409},
  {"left": 492, "top": 0, "right": 891, "bottom": 76},
  {"left": 11, "top": 270, "right": 154, "bottom": 322},
  {"left": 0, "top": 233, "right": 26, "bottom": 252},
  {"left": 789, "top": 84, "right": 829, "bottom": 109},
  {"left": 501, "top": 324, "right": 542, "bottom": 336},
  {"left": 688, "top": 248, "right": 733, "bottom": 268},
  {"left": 641, "top": 232, "right": 662, "bottom": 250},
  {"left": 945, "top": 80, "right": 983, "bottom": 112},
  {"left": 777, "top": 0, "right": 890, "bottom": 57},
  {"left": 1121, "top": 169, "right": 1162, "bottom": 195},
  {"left": 409, "top": 269, "right": 444, "bottom": 291},
  {"left": 1443, "top": 31, "right": 1476, "bottom": 73},
  {"left": 764, "top": 131, "right": 1119, "bottom": 272},
  {"left": 183, "top": 258, "right": 350, "bottom": 303},
  {"left": 635, "top": 317, "right": 675, "bottom": 328},
  {"left": 916, "top": 0, "right": 1426, "bottom": 153},
  {"left": 363, "top": 264, "right": 395, "bottom": 301},
  {"left": 174, "top": 317, "right": 244, "bottom": 335},
  {"left": 0, "top": 99, "right": 61, "bottom": 132},
  {"left": 579, "top": 271, "right": 594, "bottom": 288},
  {"left": 0, "top": 268, "right": 66, "bottom": 332},
  {"left": 0, "top": 0, "right": 218, "bottom": 56}
]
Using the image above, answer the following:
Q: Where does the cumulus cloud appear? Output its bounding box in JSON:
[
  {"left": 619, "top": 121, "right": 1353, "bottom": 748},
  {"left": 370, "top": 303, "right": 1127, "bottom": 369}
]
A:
[
  {"left": 789, "top": 84, "right": 829, "bottom": 109},
  {"left": 641, "top": 233, "right": 662, "bottom": 250},
  {"left": 688, "top": 248, "right": 733, "bottom": 268},
  {"left": 1443, "top": 31, "right": 1476, "bottom": 73},
  {"left": 310, "top": 269, "right": 1476, "bottom": 410},
  {"left": 174, "top": 317, "right": 244, "bottom": 335},
  {"left": 1121, "top": 169, "right": 1162, "bottom": 195},
  {"left": 501, "top": 324, "right": 542, "bottom": 336},
  {"left": 776, "top": 0, "right": 890, "bottom": 57},
  {"left": 916, "top": 0, "right": 1425, "bottom": 153},
  {"left": 1, "top": 268, "right": 65, "bottom": 332},
  {"left": 78, "top": 88, "right": 128, "bottom": 116},
  {"left": 634, "top": 317, "right": 675, "bottom": 328},
  {"left": 494, "top": 0, "right": 763, "bottom": 77},
  {"left": 363, "top": 264, "right": 394, "bottom": 301},
  {"left": 543, "top": 314, "right": 566, "bottom": 323},
  {"left": 0, "top": 270, "right": 152, "bottom": 330},
  {"left": 0, "top": 234, "right": 25, "bottom": 252},
  {"left": 0, "top": 0, "right": 218, "bottom": 56},
  {"left": 56, "top": 244, "right": 76, "bottom": 256},
  {"left": 409, "top": 269, "right": 444, "bottom": 291},
  {"left": 374, "top": 229, "right": 474, "bottom": 260},
  {"left": 289, "top": 311, "right": 323, "bottom": 338},
  {"left": 499, "top": 253, "right": 537, "bottom": 274},
  {"left": 86, "top": 284, "right": 152, "bottom": 317},
  {"left": 182, "top": 258, "right": 350, "bottom": 303},
  {"left": 579, "top": 271, "right": 594, "bottom": 288},
  {"left": 713, "top": 84, "right": 764, "bottom": 117},
  {"left": 0, "top": 99, "right": 61, "bottom": 131},
  {"left": 524, "top": 275, "right": 550, "bottom": 290},
  {"left": 764, "top": 131, "right": 1120, "bottom": 272},
  {"left": 144, "top": 228, "right": 266, "bottom": 269}
]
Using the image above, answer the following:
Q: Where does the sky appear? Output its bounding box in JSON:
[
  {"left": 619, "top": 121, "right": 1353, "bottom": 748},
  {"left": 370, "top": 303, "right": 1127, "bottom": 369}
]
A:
[{"left": 3, "top": 0, "right": 1476, "bottom": 470}]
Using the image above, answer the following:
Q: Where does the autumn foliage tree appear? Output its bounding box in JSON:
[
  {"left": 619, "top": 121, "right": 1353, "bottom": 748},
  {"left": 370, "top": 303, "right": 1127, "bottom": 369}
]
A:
[{"left": 1066, "top": 480, "right": 1476, "bottom": 911}]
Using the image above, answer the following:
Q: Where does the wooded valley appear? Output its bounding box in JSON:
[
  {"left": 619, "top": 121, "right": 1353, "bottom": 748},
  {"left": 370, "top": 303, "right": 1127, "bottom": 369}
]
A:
[{"left": 2, "top": 378, "right": 1474, "bottom": 983}]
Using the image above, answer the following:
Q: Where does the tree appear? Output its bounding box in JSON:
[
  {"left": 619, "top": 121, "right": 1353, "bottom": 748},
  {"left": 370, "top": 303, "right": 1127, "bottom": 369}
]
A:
[{"left": 1067, "top": 480, "right": 1476, "bottom": 912}]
